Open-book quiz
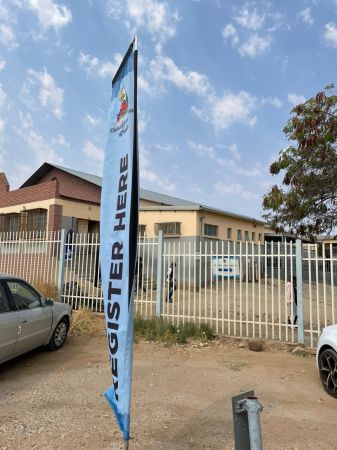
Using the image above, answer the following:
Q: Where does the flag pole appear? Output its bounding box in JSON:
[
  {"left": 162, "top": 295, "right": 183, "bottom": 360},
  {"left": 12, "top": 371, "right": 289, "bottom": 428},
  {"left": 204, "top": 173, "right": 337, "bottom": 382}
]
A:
[{"left": 123, "top": 35, "right": 137, "bottom": 450}]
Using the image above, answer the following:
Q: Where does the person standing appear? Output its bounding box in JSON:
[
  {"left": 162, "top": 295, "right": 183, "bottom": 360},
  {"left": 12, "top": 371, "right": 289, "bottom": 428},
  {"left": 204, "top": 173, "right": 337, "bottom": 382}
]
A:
[
  {"left": 287, "top": 276, "right": 297, "bottom": 325},
  {"left": 65, "top": 229, "right": 74, "bottom": 260},
  {"left": 166, "top": 262, "right": 176, "bottom": 303},
  {"left": 135, "top": 257, "right": 146, "bottom": 293}
]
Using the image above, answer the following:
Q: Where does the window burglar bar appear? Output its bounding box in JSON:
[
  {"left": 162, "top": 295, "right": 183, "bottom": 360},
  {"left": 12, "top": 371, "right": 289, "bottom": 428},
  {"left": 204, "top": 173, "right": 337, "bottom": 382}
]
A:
[
  {"left": 154, "top": 222, "right": 181, "bottom": 236},
  {"left": 0, "top": 209, "right": 47, "bottom": 234},
  {"left": 204, "top": 223, "right": 218, "bottom": 237}
]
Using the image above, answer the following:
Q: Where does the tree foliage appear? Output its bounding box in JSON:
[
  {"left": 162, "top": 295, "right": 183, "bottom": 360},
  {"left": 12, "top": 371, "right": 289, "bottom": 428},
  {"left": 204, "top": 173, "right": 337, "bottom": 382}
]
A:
[{"left": 263, "top": 85, "right": 337, "bottom": 241}]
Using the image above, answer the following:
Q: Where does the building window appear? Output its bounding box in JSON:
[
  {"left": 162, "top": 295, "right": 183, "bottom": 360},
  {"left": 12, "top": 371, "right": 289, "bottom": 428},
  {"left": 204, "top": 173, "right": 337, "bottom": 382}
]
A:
[
  {"left": 0, "top": 209, "right": 47, "bottom": 234},
  {"left": 258, "top": 233, "right": 262, "bottom": 242},
  {"left": 71, "top": 218, "right": 78, "bottom": 233},
  {"left": 21, "top": 209, "right": 47, "bottom": 233},
  {"left": 138, "top": 224, "right": 146, "bottom": 236},
  {"left": 237, "top": 230, "right": 242, "bottom": 241},
  {"left": 0, "top": 213, "right": 20, "bottom": 233},
  {"left": 155, "top": 222, "right": 181, "bottom": 236},
  {"left": 204, "top": 223, "right": 218, "bottom": 238},
  {"left": 252, "top": 232, "right": 256, "bottom": 242},
  {"left": 245, "top": 231, "right": 249, "bottom": 241},
  {"left": 227, "top": 228, "right": 232, "bottom": 240}
]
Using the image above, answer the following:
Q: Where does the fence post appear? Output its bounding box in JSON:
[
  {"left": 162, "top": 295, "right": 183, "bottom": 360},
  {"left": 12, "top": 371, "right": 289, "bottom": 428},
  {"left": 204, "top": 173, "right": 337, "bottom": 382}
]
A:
[
  {"left": 296, "top": 239, "right": 304, "bottom": 344},
  {"left": 156, "top": 230, "right": 164, "bottom": 318},
  {"left": 57, "top": 229, "right": 66, "bottom": 303}
]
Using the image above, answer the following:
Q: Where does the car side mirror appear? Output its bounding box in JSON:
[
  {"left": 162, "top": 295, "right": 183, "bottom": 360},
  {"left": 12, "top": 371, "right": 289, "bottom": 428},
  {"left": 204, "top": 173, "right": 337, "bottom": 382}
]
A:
[{"left": 45, "top": 298, "right": 54, "bottom": 306}]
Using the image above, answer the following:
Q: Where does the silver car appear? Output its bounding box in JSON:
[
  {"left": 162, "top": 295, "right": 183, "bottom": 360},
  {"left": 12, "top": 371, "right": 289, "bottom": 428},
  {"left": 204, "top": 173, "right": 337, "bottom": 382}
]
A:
[{"left": 0, "top": 274, "right": 72, "bottom": 364}]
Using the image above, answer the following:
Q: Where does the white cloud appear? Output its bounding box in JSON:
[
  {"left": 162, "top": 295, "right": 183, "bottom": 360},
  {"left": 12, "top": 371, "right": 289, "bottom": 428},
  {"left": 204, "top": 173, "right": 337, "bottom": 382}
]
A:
[
  {"left": 138, "top": 109, "right": 149, "bottom": 133},
  {"left": 214, "top": 181, "right": 258, "bottom": 200},
  {"left": 288, "top": 93, "right": 306, "bottom": 106},
  {"left": 79, "top": 51, "right": 150, "bottom": 95},
  {"left": 192, "top": 90, "right": 257, "bottom": 130},
  {"left": 0, "top": 117, "right": 5, "bottom": 134},
  {"left": 140, "top": 143, "right": 175, "bottom": 192},
  {"left": 187, "top": 140, "right": 217, "bottom": 159},
  {"left": 25, "top": 30, "right": 46, "bottom": 42},
  {"left": 25, "top": 67, "right": 64, "bottom": 119},
  {"left": 15, "top": 112, "right": 63, "bottom": 166},
  {"left": 222, "top": 24, "right": 239, "bottom": 45},
  {"left": 150, "top": 52, "right": 273, "bottom": 131},
  {"left": 155, "top": 142, "right": 179, "bottom": 152},
  {"left": 85, "top": 113, "right": 101, "bottom": 127},
  {"left": 0, "top": 2, "right": 13, "bottom": 22},
  {"left": 232, "top": 163, "right": 263, "bottom": 177},
  {"left": 19, "top": 111, "right": 33, "bottom": 130},
  {"left": 262, "top": 96, "right": 283, "bottom": 108},
  {"left": 83, "top": 140, "right": 104, "bottom": 164},
  {"left": 150, "top": 54, "right": 211, "bottom": 97},
  {"left": 226, "top": 143, "right": 241, "bottom": 161},
  {"left": 223, "top": 4, "right": 282, "bottom": 57},
  {"left": 324, "top": 22, "right": 337, "bottom": 49},
  {"left": 239, "top": 34, "right": 271, "bottom": 57},
  {"left": 298, "top": 8, "right": 313, "bottom": 26},
  {"left": 52, "top": 133, "right": 69, "bottom": 147},
  {"left": 0, "top": 23, "right": 18, "bottom": 50},
  {"left": 78, "top": 52, "right": 122, "bottom": 79},
  {"left": 0, "top": 58, "right": 6, "bottom": 72},
  {"left": 234, "top": 4, "right": 265, "bottom": 30},
  {"left": 138, "top": 74, "right": 151, "bottom": 93},
  {"left": 187, "top": 140, "right": 262, "bottom": 177},
  {"left": 107, "top": 0, "right": 179, "bottom": 42},
  {"left": 25, "top": 132, "right": 63, "bottom": 166},
  {"left": 25, "top": 0, "right": 72, "bottom": 30},
  {"left": 0, "top": 84, "right": 6, "bottom": 109},
  {"left": 7, "top": 161, "right": 33, "bottom": 188}
]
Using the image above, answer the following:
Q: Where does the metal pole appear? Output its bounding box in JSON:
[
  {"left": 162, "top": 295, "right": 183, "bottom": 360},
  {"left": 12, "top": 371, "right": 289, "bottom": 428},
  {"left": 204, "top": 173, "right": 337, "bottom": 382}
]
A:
[
  {"left": 232, "top": 391, "right": 263, "bottom": 450},
  {"left": 245, "top": 397, "right": 263, "bottom": 450},
  {"left": 295, "top": 239, "right": 304, "bottom": 344},
  {"left": 57, "top": 229, "right": 66, "bottom": 303},
  {"left": 156, "top": 230, "right": 164, "bottom": 317}
]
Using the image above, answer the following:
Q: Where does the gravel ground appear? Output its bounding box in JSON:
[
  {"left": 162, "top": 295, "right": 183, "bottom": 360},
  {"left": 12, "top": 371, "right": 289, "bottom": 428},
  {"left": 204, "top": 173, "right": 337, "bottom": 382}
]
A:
[{"left": 0, "top": 335, "right": 336, "bottom": 450}]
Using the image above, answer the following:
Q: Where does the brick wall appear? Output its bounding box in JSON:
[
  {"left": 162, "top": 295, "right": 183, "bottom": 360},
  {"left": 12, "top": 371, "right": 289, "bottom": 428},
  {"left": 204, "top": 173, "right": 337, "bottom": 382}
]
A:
[
  {"left": 0, "top": 180, "right": 59, "bottom": 208},
  {"left": 38, "top": 168, "right": 101, "bottom": 204},
  {"left": 0, "top": 173, "right": 10, "bottom": 192},
  {"left": 48, "top": 204, "right": 63, "bottom": 233}
]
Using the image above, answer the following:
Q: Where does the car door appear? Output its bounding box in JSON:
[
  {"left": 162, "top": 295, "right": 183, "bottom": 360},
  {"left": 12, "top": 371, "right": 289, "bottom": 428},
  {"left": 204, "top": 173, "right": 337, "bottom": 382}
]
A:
[
  {"left": 0, "top": 282, "right": 18, "bottom": 362},
  {"left": 6, "top": 280, "right": 52, "bottom": 356}
]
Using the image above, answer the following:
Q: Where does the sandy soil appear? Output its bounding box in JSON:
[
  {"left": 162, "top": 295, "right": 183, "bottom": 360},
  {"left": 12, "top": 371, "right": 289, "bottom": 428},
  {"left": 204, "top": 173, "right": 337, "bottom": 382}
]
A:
[{"left": 0, "top": 335, "right": 336, "bottom": 450}]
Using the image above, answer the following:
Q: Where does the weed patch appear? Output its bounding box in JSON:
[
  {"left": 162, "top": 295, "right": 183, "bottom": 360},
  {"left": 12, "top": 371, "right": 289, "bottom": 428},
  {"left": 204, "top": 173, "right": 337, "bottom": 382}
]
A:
[{"left": 134, "top": 317, "right": 214, "bottom": 345}]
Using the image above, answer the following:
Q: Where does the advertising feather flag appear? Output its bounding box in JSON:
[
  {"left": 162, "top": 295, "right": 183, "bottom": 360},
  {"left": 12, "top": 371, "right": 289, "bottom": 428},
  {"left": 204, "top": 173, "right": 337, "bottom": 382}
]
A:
[{"left": 100, "top": 38, "right": 138, "bottom": 446}]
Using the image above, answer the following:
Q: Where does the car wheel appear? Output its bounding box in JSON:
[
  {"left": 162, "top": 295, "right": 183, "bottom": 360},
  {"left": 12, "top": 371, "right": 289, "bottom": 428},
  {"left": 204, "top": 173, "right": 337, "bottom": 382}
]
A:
[
  {"left": 47, "top": 318, "right": 68, "bottom": 351},
  {"left": 319, "top": 348, "right": 337, "bottom": 398}
]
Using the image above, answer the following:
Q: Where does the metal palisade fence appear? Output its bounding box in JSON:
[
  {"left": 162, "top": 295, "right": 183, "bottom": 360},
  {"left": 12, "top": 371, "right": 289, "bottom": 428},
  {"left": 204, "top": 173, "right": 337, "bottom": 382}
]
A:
[
  {"left": 0, "top": 230, "right": 336, "bottom": 348},
  {"left": 0, "top": 231, "right": 61, "bottom": 290}
]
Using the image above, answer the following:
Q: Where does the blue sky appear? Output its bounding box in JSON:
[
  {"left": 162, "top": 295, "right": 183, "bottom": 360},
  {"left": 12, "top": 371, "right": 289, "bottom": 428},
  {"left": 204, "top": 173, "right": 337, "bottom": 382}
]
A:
[{"left": 0, "top": 0, "right": 336, "bottom": 219}]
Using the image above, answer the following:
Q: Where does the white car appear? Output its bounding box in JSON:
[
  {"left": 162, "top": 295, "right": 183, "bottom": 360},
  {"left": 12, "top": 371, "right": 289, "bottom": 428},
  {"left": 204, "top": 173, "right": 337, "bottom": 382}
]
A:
[
  {"left": 0, "top": 274, "right": 72, "bottom": 364},
  {"left": 317, "top": 325, "right": 337, "bottom": 398}
]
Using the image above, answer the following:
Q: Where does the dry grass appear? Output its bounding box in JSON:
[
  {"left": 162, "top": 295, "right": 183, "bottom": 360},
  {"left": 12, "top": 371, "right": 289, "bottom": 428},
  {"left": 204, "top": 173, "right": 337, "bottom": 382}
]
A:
[
  {"left": 34, "top": 280, "right": 57, "bottom": 299},
  {"left": 68, "top": 311, "right": 215, "bottom": 345},
  {"left": 70, "top": 310, "right": 105, "bottom": 337}
]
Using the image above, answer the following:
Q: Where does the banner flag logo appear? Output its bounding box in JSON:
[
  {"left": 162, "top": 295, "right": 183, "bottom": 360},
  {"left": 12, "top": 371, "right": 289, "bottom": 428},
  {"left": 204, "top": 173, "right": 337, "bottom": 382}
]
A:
[{"left": 100, "top": 38, "right": 138, "bottom": 443}]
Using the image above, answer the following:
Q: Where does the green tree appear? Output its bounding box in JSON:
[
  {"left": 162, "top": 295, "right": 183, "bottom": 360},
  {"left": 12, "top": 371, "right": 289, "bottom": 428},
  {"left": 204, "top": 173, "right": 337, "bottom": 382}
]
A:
[{"left": 263, "top": 85, "right": 337, "bottom": 242}]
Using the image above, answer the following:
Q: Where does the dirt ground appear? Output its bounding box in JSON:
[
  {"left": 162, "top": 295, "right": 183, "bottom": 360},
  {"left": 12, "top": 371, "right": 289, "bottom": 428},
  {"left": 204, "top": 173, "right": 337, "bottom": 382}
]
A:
[{"left": 0, "top": 335, "right": 336, "bottom": 450}]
